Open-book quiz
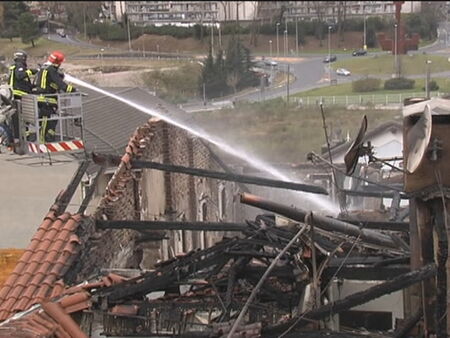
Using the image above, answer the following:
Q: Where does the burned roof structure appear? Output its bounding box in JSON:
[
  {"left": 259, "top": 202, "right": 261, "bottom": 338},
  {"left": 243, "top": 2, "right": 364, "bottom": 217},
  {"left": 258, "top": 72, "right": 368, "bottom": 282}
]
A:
[{"left": 2, "top": 95, "right": 449, "bottom": 337}]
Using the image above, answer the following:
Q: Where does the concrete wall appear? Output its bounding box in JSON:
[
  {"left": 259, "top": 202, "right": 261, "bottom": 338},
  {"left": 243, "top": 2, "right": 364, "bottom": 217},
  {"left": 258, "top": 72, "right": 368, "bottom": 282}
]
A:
[
  {"left": 0, "top": 154, "right": 80, "bottom": 248},
  {"left": 331, "top": 279, "right": 404, "bottom": 330}
]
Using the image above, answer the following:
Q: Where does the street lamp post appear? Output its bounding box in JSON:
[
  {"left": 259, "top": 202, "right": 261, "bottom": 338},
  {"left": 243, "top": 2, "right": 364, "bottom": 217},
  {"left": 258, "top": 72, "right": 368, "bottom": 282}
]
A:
[
  {"left": 276, "top": 22, "right": 280, "bottom": 57},
  {"left": 394, "top": 23, "right": 398, "bottom": 77},
  {"left": 363, "top": 14, "right": 367, "bottom": 50},
  {"left": 126, "top": 13, "right": 132, "bottom": 52},
  {"left": 328, "top": 26, "right": 332, "bottom": 84},
  {"left": 269, "top": 40, "right": 272, "bottom": 58},
  {"left": 425, "top": 60, "right": 432, "bottom": 99},
  {"left": 285, "top": 20, "right": 289, "bottom": 56},
  {"left": 100, "top": 48, "right": 104, "bottom": 74},
  {"left": 295, "top": 17, "right": 299, "bottom": 56},
  {"left": 211, "top": 23, "right": 214, "bottom": 56}
]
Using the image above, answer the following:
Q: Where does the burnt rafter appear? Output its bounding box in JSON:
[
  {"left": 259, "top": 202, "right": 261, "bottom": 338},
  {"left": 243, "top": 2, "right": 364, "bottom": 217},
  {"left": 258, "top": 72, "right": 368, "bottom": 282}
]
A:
[
  {"left": 96, "top": 220, "right": 249, "bottom": 232},
  {"left": 240, "top": 193, "right": 402, "bottom": 250},
  {"left": 263, "top": 264, "right": 436, "bottom": 335},
  {"left": 341, "top": 188, "right": 408, "bottom": 199},
  {"left": 338, "top": 218, "right": 410, "bottom": 232},
  {"left": 91, "top": 152, "right": 328, "bottom": 195}
]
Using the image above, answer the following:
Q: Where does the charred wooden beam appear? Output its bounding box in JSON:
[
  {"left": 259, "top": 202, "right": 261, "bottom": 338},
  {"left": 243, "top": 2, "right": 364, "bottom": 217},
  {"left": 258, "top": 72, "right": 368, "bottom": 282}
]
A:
[
  {"left": 237, "top": 266, "right": 296, "bottom": 280},
  {"left": 78, "top": 165, "right": 104, "bottom": 214},
  {"left": 263, "top": 264, "right": 436, "bottom": 335},
  {"left": 328, "top": 256, "right": 409, "bottom": 267},
  {"left": 92, "top": 153, "right": 328, "bottom": 195},
  {"left": 337, "top": 218, "right": 410, "bottom": 232},
  {"left": 57, "top": 160, "right": 90, "bottom": 214},
  {"left": 240, "top": 193, "right": 400, "bottom": 249},
  {"left": 393, "top": 307, "right": 423, "bottom": 338},
  {"left": 341, "top": 188, "right": 408, "bottom": 199},
  {"left": 322, "top": 265, "right": 410, "bottom": 281},
  {"left": 96, "top": 220, "right": 249, "bottom": 232},
  {"left": 102, "top": 239, "right": 239, "bottom": 302},
  {"left": 226, "top": 250, "right": 278, "bottom": 259}
]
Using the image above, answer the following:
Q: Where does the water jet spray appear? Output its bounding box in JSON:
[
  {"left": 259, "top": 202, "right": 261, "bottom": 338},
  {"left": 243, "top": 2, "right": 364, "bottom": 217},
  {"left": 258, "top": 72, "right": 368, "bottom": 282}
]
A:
[{"left": 66, "top": 74, "right": 339, "bottom": 213}]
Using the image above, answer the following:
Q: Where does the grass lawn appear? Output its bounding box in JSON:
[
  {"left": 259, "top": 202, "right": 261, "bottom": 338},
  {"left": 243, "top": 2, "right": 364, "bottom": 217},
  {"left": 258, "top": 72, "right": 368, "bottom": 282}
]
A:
[
  {"left": 193, "top": 99, "right": 400, "bottom": 163},
  {"left": 333, "top": 54, "right": 450, "bottom": 76},
  {"left": 294, "top": 77, "right": 450, "bottom": 97},
  {"left": 0, "top": 37, "right": 95, "bottom": 60}
]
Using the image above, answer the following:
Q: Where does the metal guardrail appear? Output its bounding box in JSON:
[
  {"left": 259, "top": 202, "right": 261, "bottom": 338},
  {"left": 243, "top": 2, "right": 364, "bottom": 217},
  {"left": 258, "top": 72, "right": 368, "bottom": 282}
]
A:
[{"left": 293, "top": 92, "right": 444, "bottom": 106}]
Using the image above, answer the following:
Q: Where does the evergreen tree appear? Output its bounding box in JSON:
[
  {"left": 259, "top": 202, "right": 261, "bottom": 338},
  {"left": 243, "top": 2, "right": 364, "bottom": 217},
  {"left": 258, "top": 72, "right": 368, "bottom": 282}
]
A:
[
  {"left": 18, "top": 12, "right": 40, "bottom": 47},
  {"left": 198, "top": 37, "right": 258, "bottom": 99},
  {"left": 2, "top": 1, "right": 29, "bottom": 40}
]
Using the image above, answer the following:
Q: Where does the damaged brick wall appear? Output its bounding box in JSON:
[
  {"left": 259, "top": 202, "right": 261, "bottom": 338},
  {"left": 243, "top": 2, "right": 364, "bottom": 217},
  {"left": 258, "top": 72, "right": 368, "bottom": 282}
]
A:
[
  {"left": 73, "top": 117, "right": 239, "bottom": 278},
  {"left": 71, "top": 122, "right": 156, "bottom": 281},
  {"left": 138, "top": 120, "right": 237, "bottom": 267}
]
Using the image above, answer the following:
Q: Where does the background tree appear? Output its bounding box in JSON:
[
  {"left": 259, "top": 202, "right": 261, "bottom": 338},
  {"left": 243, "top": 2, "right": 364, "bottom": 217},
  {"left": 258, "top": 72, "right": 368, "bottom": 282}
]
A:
[
  {"left": 64, "top": 1, "right": 101, "bottom": 33},
  {"left": 312, "top": 1, "right": 326, "bottom": 47},
  {"left": 0, "top": 3, "right": 4, "bottom": 29},
  {"left": 198, "top": 36, "right": 258, "bottom": 99},
  {"left": 2, "top": 1, "right": 29, "bottom": 40},
  {"left": 18, "top": 12, "right": 40, "bottom": 47},
  {"left": 336, "top": 1, "right": 347, "bottom": 45}
]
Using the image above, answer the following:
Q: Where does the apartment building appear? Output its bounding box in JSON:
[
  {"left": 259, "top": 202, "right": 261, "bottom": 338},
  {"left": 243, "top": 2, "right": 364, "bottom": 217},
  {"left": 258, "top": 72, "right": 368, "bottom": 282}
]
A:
[
  {"left": 102, "top": 1, "right": 422, "bottom": 26},
  {"left": 103, "top": 1, "right": 257, "bottom": 25},
  {"left": 106, "top": 1, "right": 218, "bottom": 26},
  {"left": 258, "top": 1, "right": 421, "bottom": 23}
]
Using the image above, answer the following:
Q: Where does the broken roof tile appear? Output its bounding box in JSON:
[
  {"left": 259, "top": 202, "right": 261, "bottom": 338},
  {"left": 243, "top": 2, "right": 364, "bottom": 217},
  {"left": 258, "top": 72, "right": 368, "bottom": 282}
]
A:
[{"left": 0, "top": 210, "right": 82, "bottom": 321}]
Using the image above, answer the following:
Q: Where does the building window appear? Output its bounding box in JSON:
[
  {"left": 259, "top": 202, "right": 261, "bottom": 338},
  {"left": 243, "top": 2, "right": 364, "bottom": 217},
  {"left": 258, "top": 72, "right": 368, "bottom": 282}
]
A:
[
  {"left": 199, "top": 199, "right": 208, "bottom": 249},
  {"left": 200, "top": 200, "right": 207, "bottom": 221},
  {"left": 218, "top": 184, "right": 226, "bottom": 220}
]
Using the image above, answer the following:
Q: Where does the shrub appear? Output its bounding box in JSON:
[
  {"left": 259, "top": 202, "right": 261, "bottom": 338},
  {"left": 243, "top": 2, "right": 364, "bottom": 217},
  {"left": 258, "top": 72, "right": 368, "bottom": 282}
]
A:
[
  {"left": 429, "top": 80, "right": 439, "bottom": 91},
  {"left": 384, "top": 77, "right": 415, "bottom": 90},
  {"left": 352, "top": 78, "right": 381, "bottom": 92},
  {"left": 422, "top": 80, "right": 439, "bottom": 91}
]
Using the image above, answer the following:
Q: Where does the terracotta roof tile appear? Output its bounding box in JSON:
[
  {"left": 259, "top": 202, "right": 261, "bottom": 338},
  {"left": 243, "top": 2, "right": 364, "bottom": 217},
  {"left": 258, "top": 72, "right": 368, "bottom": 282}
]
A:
[
  {"left": 0, "top": 290, "right": 92, "bottom": 337},
  {"left": 94, "top": 120, "right": 158, "bottom": 218},
  {"left": 0, "top": 211, "right": 82, "bottom": 321}
]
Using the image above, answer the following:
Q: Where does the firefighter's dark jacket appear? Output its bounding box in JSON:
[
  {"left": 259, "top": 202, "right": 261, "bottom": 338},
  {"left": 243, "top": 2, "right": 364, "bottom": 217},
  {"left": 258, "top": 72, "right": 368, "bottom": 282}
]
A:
[
  {"left": 35, "top": 64, "right": 75, "bottom": 104},
  {"left": 8, "top": 61, "right": 36, "bottom": 98}
]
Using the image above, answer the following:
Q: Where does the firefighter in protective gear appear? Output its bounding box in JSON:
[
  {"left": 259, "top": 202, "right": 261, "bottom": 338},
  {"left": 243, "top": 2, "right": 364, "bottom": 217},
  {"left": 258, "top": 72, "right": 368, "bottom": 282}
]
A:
[
  {"left": 8, "top": 51, "right": 37, "bottom": 99},
  {"left": 34, "top": 51, "right": 76, "bottom": 142},
  {"left": 8, "top": 51, "right": 38, "bottom": 140}
]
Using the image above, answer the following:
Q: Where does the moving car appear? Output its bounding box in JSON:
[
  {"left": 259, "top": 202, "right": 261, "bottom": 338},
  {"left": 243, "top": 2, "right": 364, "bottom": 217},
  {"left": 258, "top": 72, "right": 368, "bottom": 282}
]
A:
[
  {"left": 336, "top": 68, "right": 351, "bottom": 76},
  {"left": 352, "top": 49, "right": 367, "bottom": 56},
  {"left": 323, "top": 55, "right": 337, "bottom": 63}
]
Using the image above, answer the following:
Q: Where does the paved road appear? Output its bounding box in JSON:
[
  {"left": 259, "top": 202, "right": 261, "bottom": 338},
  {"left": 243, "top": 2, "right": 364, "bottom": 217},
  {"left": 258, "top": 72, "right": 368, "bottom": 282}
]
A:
[
  {"left": 52, "top": 23, "right": 450, "bottom": 110},
  {"left": 47, "top": 33, "right": 100, "bottom": 49}
]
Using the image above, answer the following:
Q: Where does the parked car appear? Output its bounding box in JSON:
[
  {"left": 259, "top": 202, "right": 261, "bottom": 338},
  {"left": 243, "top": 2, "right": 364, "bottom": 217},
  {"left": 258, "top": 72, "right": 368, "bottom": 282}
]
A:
[
  {"left": 336, "top": 68, "right": 351, "bottom": 76},
  {"left": 352, "top": 49, "right": 367, "bottom": 56},
  {"left": 323, "top": 55, "right": 337, "bottom": 63},
  {"left": 264, "top": 59, "right": 278, "bottom": 67}
]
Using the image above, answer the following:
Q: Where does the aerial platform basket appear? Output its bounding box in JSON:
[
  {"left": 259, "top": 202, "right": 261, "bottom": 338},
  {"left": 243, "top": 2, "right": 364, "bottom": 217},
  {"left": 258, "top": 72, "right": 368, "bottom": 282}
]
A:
[{"left": 18, "top": 93, "right": 85, "bottom": 155}]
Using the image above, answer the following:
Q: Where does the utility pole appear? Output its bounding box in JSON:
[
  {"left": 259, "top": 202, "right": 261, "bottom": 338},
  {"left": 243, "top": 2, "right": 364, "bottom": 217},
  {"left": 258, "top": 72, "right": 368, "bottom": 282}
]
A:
[
  {"left": 285, "top": 20, "right": 288, "bottom": 56},
  {"left": 425, "top": 60, "right": 432, "bottom": 99},
  {"left": 203, "top": 83, "right": 206, "bottom": 106},
  {"left": 328, "top": 26, "right": 332, "bottom": 85},
  {"left": 211, "top": 22, "right": 214, "bottom": 56},
  {"left": 296, "top": 17, "right": 299, "bottom": 56},
  {"left": 83, "top": 4, "right": 87, "bottom": 39},
  {"left": 276, "top": 22, "right": 280, "bottom": 56},
  {"left": 126, "top": 11, "right": 132, "bottom": 52},
  {"left": 286, "top": 64, "right": 290, "bottom": 105},
  {"left": 218, "top": 23, "right": 222, "bottom": 49},
  {"left": 394, "top": 23, "right": 398, "bottom": 77}
]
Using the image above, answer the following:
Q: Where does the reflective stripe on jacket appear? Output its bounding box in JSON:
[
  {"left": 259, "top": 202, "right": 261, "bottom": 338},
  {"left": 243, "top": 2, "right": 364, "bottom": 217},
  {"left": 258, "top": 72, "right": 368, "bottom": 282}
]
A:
[{"left": 8, "top": 62, "right": 34, "bottom": 97}]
